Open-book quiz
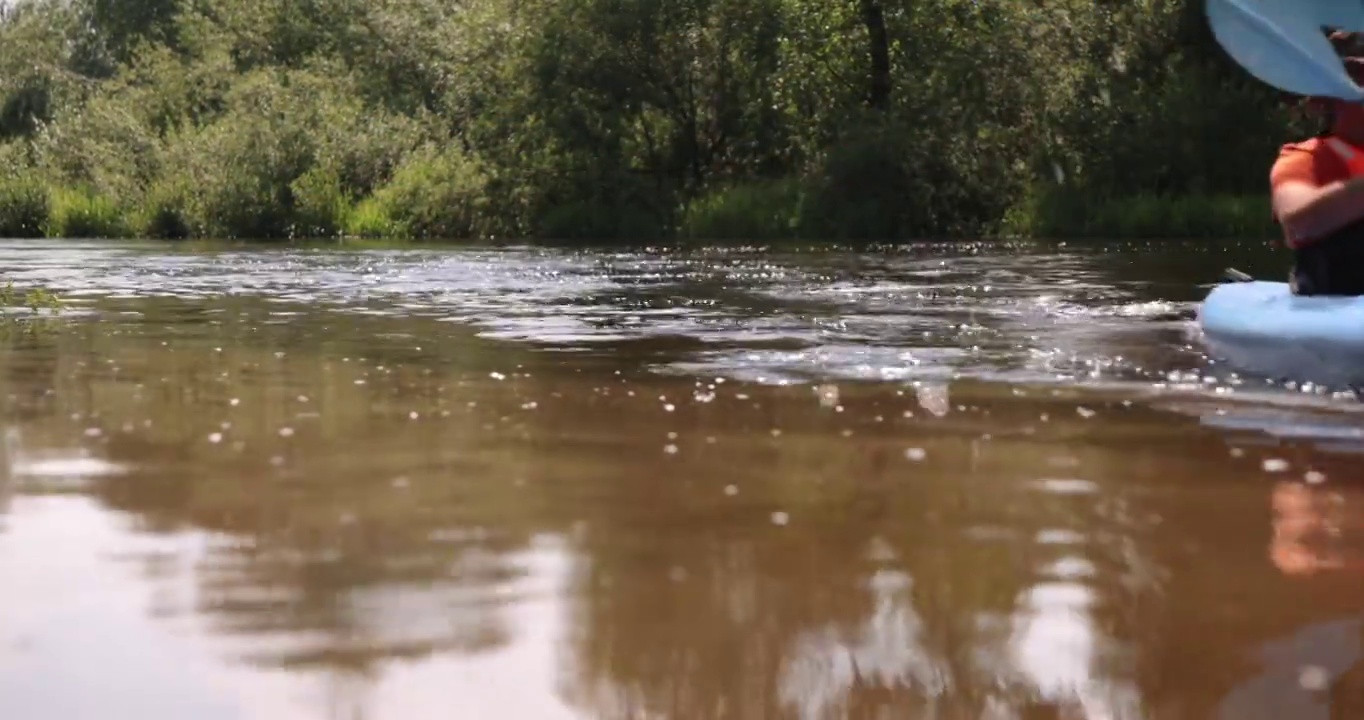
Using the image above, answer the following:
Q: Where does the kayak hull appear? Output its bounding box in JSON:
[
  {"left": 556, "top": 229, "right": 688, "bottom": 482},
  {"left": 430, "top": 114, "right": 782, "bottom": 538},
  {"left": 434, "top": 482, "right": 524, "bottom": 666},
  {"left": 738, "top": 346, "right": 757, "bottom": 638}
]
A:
[{"left": 1198, "top": 280, "right": 1364, "bottom": 388}]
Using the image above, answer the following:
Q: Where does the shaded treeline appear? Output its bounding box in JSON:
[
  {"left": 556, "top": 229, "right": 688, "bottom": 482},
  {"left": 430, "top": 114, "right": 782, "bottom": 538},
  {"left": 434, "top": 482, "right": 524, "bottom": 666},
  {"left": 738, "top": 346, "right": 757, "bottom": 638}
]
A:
[{"left": 0, "top": 0, "right": 1308, "bottom": 241}]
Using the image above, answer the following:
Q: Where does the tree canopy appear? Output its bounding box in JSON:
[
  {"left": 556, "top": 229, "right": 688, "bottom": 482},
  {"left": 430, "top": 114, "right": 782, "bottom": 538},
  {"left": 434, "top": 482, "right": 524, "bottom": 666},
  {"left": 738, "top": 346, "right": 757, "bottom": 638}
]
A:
[{"left": 0, "top": 0, "right": 1307, "bottom": 241}]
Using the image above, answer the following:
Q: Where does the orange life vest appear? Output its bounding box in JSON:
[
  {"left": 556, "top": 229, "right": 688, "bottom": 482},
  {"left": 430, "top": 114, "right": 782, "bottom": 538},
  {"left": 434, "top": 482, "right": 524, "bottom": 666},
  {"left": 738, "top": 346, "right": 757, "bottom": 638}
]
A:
[
  {"left": 1322, "top": 136, "right": 1364, "bottom": 176},
  {"left": 1270, "top": 136, "right": 1364, "bottom": 247},
  {"left": 1276, "top": 136, "right": 1364, "bottom": 295}
]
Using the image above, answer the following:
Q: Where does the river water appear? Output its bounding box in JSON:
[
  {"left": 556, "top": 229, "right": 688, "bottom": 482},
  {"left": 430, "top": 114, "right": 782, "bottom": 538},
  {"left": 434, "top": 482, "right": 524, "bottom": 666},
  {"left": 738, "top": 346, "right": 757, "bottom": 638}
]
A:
[{"left": 1, "top": 238, "right": 1363, "bottom": 720}]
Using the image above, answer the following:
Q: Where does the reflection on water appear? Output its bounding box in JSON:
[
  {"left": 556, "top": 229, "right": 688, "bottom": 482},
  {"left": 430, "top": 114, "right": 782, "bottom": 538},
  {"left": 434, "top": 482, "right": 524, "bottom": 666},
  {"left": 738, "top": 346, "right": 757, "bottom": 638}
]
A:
[
  {"left": 776, "top": 568, "right": 948, "bottom": 720},
  {"left": 1, "top": 239, "right": 1364, "bottom": 719}
]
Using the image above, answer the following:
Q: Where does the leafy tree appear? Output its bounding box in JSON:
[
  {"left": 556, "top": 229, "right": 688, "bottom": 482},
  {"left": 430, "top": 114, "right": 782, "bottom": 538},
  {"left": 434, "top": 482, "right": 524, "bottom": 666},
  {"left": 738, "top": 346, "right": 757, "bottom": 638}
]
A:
[{"left": 0, "top": 0, "right": 1303, "bottom": 241}]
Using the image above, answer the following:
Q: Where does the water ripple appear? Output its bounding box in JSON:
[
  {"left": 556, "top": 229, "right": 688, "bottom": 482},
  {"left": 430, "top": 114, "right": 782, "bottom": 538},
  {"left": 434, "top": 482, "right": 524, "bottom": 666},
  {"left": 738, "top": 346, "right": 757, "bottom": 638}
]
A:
[{"left": 0, "top": 239, "right": 1310, "bottom": 399}]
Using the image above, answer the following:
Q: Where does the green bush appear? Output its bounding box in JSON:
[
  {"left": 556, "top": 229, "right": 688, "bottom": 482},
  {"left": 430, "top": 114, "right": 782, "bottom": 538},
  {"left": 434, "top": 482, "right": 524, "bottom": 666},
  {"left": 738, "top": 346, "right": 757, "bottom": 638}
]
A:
[
  {"left": 798, "top": 132, "right": 919, "bottom": 241},
  {"left": 168, "top": 104, "right": 310, "bottom": 238},
  {"left": 47, "top": 187, "right": 127, "bottom": 238},
  {"left": 343, "top": 197, "right": 400, "bottom": 240},
  {"left": 290, "top": 166, "right": 351, "bottom": 239},
  {"left": 29, "top": 90, "right": 161, "bottom": 203},
  {"left": 1002, "top": 186, "right": 1278, "bottom": 240},
  {"left": 369, "top": 144, "right": 492, "bottom": 241},
  {"left": 678, "top": 179, "right": 804, "bottom": 241},
  {"left": 0, "top": 177, "right": 50, "bottom": 238},
  {"left": 535, "top": 196, "right": 666, "bottom": 242},
  {"left": 134, "top": 178, "right": 192, "bottom": 240}
]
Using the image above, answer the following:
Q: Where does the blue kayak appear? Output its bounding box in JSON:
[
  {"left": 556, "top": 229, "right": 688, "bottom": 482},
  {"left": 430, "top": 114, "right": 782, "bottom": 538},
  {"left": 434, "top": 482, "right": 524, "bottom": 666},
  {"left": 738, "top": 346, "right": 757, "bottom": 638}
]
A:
[{"left": 1199, "top": 280, "right": 1364, "bottom": 388}]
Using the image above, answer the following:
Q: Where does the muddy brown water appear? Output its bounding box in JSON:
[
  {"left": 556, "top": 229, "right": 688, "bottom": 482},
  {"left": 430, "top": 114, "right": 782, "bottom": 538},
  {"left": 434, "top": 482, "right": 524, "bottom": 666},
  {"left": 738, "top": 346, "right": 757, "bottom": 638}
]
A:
[{"left": 2, "top": 238, "right": 1364, "bottom": 720}]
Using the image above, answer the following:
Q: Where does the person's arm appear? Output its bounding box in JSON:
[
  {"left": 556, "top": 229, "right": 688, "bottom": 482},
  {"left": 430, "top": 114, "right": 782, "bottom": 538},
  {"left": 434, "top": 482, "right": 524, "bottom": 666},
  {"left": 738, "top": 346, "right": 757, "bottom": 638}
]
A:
[
  {"left": 1271, "top": 148, "right": 1364, "bottom": 245},
  {"left": 1273, "top": 175, "right": 1364, "bottom": 244}
]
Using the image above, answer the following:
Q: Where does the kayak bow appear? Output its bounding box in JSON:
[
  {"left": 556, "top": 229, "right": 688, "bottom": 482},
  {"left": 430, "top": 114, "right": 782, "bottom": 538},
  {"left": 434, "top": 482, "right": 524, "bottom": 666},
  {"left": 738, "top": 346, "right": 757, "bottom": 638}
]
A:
[{"left": 1200, "top": 278, "right": 1364, "bottom": 387}]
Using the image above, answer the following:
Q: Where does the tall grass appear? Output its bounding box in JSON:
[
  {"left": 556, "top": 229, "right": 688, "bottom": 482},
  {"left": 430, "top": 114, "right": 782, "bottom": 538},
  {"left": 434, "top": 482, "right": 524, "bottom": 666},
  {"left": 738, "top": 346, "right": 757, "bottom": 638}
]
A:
[
  {"left": 678, "top": 179, "right": 805, "bottom": 241},
  {"left": 1000, "top": 187, "right": 1277, "bottom": 240},
  {"left": 342, "top": 197, "right": 401, "bottom": 240},
  {"left": 0, "top": 177, "right": 50, "bottom": 238},
  {"left": 0, "top": 174, "right": 1279, "bottom": 243},
  {"left": 47, "top": 187, "right": 128, "bottom": 238}
]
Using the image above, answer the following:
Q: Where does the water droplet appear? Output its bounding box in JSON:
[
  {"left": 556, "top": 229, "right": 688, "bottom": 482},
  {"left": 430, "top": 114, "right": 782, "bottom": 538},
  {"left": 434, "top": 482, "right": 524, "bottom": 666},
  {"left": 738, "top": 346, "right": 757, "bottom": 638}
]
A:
[
  {"left": 1031, "top": 478, "right": 1098, "bottom": 495},
  {"left": 814, "top": 384, "right": 840, "bottom": 408},
  {"left": 771, "top": 511, "right": 790, "bottom": 526},
  {"left": 490, "top": 372, "right": 506, "bottom": 381},
  {"left": 664, "top": 444, "right": 679, "bottom": 455},
  {"left": 1263, "top": 458, "right": 1289, "bottom": 473},
  {"left": 230, "top": 398, "right": 240, "bottom": 406},
  {"left": 915, "top": 382, "right": 951, "bottom": 417},
  {"left": 208, "top": 433, "right": 223, "bottom": 444},
  {"left": 1306, "top": 470, "right": 1327, "bottom": 485},
  {"left": 279, "top": 427, "right": 295, "bottom": 438},
  {"left": 905, "top": 448, "right": 927, "bottom": 462},
  {"left": 663, "top": 403, "right": 676, "bottom": 413},
  {"left": 1300, "top": 665, "right": 1330, "bottom": 691},
  {"left": 1076, "top": 406, "right": 1096, "bottom": 419},
  {"left": 409, "top": 411, "right": 419, "bottom": 420},
  {"left": 724, "top": 485, "right": 739, "bottom": 496}
]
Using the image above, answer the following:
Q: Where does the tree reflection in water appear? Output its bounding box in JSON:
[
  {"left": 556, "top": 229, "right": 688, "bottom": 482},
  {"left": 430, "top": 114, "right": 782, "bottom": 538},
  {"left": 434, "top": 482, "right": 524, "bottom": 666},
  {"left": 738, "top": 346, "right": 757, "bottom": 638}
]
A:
[{"left": 7, "top": 292, "right": 1364, "bottom": 719}]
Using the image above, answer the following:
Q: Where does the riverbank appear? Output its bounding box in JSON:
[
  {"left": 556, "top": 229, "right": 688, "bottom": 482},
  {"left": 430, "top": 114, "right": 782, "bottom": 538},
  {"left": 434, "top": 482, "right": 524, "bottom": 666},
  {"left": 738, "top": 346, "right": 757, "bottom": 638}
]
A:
[
  {"left": 998, "top": 189, "right": 1278, "bottom": 241},
  {"left": 0, "top": 174, "right": 1277, "bottom": 244},
  {"left": 680, "top": 182, "right": 1278, "bottom": 242},
  {"left": 0, "top": 0, "right": 1298, "bottom": 248}
]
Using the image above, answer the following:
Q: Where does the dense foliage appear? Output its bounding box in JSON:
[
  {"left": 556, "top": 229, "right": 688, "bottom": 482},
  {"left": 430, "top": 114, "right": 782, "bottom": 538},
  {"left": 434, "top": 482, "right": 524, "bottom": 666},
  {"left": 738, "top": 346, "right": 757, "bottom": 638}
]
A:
[{"left": 0, "top": 0, "right": 1309, "bottom": 241}]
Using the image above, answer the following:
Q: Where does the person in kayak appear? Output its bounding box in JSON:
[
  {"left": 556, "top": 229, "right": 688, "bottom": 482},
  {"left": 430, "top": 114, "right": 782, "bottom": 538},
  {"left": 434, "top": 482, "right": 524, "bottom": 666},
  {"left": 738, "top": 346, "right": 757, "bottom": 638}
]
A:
[{"left": 1270, "top": 30, "right": 1364, "bottom": 296}]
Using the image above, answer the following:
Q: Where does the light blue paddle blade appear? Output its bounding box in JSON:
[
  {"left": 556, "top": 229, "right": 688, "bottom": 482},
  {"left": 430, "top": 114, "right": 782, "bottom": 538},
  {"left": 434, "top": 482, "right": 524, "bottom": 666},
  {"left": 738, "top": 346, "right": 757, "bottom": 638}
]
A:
[
  {"left": 1308, "top": 0, "right": 1364, "bottom": 32},
  {"left": 1206, "top": 0, "right": 1364, "bottom": 100}
]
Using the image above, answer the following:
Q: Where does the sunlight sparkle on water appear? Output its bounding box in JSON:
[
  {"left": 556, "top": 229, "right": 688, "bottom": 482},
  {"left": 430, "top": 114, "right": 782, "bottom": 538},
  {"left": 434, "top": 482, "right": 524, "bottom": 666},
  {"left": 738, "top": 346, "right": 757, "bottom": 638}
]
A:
[{"left": 3, "top": 239, "right": 1364, "bottom": 720}]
